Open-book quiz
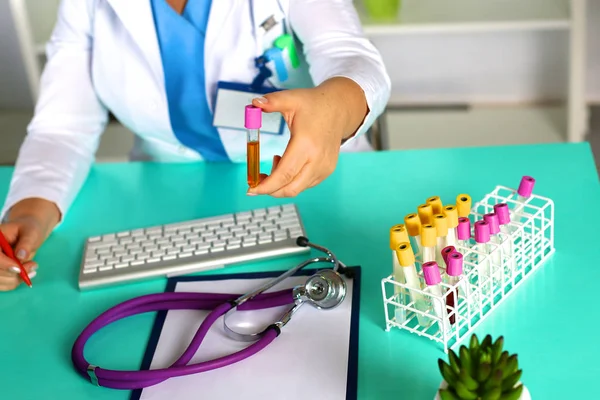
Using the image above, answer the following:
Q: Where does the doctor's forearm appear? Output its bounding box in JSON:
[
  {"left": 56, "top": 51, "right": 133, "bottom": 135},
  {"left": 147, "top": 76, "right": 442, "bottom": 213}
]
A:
[{"left": 316, "top": 77, "right": 368, "bottom": 140}]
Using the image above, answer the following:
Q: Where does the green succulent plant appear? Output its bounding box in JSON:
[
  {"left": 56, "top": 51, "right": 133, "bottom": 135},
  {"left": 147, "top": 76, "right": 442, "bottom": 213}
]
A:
[{"left": 437, "top": 334, "right": 523, "bottom": 400}]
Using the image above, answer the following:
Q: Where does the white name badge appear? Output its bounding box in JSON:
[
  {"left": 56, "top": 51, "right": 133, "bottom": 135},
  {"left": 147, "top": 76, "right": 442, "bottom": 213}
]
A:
[{"left": 212, "top": 81, "right": 286, "bottom": 135}]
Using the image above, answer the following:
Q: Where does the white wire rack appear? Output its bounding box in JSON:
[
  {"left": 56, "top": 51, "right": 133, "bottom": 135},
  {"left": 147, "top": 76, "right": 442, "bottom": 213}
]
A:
[{"left": 381, "top": 185, "right": 555, "bottom": 353}]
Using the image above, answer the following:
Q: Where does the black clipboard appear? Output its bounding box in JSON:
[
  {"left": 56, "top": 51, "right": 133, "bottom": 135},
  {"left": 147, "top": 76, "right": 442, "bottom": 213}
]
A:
[{"left": 130, "top": 266, "right": 361, "bottom": 400}]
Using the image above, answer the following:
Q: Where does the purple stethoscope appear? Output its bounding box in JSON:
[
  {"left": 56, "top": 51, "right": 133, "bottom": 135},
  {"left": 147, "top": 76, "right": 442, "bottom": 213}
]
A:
[{"left": 71, "top": 237, "right": 350, "bottom": 390}]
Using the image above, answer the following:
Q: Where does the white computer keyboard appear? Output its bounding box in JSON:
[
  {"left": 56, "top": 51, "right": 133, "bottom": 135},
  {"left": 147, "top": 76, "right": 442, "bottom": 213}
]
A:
[{"left": 78, "top": 204, "right": 309, "bottom": 290}]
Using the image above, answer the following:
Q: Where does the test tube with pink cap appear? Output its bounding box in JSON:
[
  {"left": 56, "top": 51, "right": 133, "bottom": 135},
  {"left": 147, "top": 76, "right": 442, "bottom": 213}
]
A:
[
  {"left": 514, "top": 176, "right": 535, "bottom": 222},
  {"left": 456, "top": 217, "right": 471, "bottom": 253},
  {"left": 483, "top": 212, "right": 503, "bottom": 270},
  {"left": 422, "top": 261, "right": 447, "bottom": 329},
  {"left": 473, "top": 220, "right": 493, "bottom": 296},
  {"left": 444, "top": 251, "right": 466, "bottom": 325},
  {"left": 494, "top": 203, "right": 516, "bottom": 277}
]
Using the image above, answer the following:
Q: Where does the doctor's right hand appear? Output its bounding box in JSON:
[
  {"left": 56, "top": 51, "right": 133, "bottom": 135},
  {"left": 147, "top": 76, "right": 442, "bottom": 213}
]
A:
[{"left": 0, "top": 198, "right": 61, "bottom": 291}]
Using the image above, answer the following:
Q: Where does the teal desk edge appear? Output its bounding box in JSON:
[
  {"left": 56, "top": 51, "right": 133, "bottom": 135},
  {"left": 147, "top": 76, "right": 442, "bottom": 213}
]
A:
[{"left": 0, "top": 142, "right": 599, "bottom": 399}]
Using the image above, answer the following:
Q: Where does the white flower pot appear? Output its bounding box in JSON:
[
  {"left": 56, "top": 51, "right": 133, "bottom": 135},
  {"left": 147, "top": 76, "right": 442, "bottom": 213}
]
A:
[{"left": 434, "top": 380, "right": 531, "bottom": 400}]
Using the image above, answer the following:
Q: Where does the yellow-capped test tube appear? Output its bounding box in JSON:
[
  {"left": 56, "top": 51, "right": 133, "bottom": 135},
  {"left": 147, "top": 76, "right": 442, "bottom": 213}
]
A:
[
  {"left": 456, "top": 194, "right": 472, "bottom": 218},
  {"left": 404, "top": 213, "right": 421, "bottom": 254},
  {"left": 432, "top": 213, "right": 448, "bottom": 266},
  {"left": 427, "top": 196, "right": 443, "bottom": 215},
  {"left": 443, "top": 205, "right": 459, "bottom": 248},
  {"left": 417, "top": 204, "right": 433, "bottom": 225},
  {"left": 390, "top": 224, "right": 409, "bottom": 250},
  {"left": 390, "top": 225, "right": 409, "bottom": 323},
  {"left": 395, "top": 242, "right": 432, "bottom": 328},
  {"left": 420, "top": 223, "right": 437, "bottom": 263}
]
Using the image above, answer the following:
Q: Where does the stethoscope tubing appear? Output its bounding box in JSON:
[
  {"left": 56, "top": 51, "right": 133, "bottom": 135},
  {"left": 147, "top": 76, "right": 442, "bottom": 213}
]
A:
[{"left": 72, "top": 289, "right": 293, "bottom": 389}]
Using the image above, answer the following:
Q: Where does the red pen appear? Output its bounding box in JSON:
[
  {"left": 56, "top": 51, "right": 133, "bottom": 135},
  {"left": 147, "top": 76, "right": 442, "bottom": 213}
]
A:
[{"left": 0, "top": 231, "right": 32, "bottom": 287}]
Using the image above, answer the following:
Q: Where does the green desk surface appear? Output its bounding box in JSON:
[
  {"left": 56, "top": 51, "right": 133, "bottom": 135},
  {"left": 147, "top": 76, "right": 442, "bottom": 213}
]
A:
[{"left": 1, "top": 143, "right": 599, "bottom": 399}]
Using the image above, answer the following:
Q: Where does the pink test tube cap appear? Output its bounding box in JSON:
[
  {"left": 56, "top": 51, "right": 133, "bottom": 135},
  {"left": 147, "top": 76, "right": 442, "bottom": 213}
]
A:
[
  {"left": 483, "top": 213, "right": 500, "bottom": 235},
  {"left": 446, "top": 252, "right": 463, "bottom": 277},
  {"left": 441, "top": 246, "right": 456, "bottom": 265},
  {"left": 244, "top": 105, "right": 262, "bottom": 129},
  {"left": 457, "top": 217, "right": 471, "bottom": 241},
  {"left": 474, "top": 220, "right": 490, "bottom": 243},
  {"left": 517, "top": 176, "right": 535, "bottom": 198},
  {"left": 494, "top": 203, "right": 511, "bottom": 225},
  {"left": 422, "top": 261, "right": 441, "bottom": 285}
]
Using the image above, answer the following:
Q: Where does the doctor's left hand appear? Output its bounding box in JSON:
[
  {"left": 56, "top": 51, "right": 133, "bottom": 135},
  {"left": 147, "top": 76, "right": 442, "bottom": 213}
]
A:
[{"left": 247, "top": 77, "right": 368, "bottom": 197}]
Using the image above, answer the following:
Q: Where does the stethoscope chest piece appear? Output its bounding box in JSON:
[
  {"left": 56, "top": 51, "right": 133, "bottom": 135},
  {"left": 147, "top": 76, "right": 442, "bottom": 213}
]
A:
[{"left": 297, "top": 269, "right": 346, "bottom": 310}]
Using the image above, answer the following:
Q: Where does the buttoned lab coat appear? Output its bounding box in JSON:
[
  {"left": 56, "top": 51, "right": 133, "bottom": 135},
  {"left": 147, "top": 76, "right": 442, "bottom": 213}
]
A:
[{"left": 2, "top": 0, "right": 391, "bottom": 220}]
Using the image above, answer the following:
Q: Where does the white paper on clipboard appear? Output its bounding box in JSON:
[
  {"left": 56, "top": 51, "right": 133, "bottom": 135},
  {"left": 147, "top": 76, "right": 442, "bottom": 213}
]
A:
[{"left": 133, "top": 270, "right": 359, "bottom": 400}]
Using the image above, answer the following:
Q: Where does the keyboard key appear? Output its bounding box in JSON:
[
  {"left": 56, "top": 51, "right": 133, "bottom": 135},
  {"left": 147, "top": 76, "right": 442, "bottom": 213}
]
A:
[
  {"left": 228, "top": 237, "right": 241, "bottom": 245},
  {"left": 189, "top": 237, "right": 204, "bottom": 245},
  {"left": 213, "top": 240, "right": 226, "bottom": 248},
  {"left": 182, "top": 245, "right": 195, "bottom": 253}
]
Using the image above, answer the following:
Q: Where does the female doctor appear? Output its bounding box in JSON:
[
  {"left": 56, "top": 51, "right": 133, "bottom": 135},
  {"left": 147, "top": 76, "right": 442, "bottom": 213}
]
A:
[{"left": 0, "top": 0, "right": 390, "bottom": 290}]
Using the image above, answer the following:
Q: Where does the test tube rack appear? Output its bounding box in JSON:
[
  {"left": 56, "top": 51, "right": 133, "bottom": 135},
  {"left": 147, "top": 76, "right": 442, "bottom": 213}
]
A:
[{"left": 380, "top": 184, "right": 555, "bottom": 353}]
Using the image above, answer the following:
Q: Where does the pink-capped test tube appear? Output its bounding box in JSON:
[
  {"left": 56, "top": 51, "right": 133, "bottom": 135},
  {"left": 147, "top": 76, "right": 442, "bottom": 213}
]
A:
[
  {"left": 494, "top": 203, "right": 516, "bottom": 276},
  {"left": 456, "top": 217, "right": 471, "bottom": 252},
  {"left": 483, "top": 213, "right": 503, "bottom": 284},
  {"left": 422, "top": 261, "right": 447, "bottom": 325},
  {"left": 245, "top": 105, "right": 262, "bottom": 188},
  {"left": 474, "top": 220, "right": 493, "bottom": 295},
  {"left": 515, "top": 176, "right": 535, "bottom": 222},
  {"left": 445, "top": 251, "right": 465, "bottom": 325},
  {"left": 441, "top": 245, "right": 456, "bottom": 269},
  {"left": 484, "top": 213, "right": 502, "bottom": 267}
]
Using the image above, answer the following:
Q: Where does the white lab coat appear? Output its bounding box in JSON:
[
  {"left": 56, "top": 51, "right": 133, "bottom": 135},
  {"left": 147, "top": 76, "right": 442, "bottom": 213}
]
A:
[{"left": 2, "top": 0, "right": 390, "bottom": 220}]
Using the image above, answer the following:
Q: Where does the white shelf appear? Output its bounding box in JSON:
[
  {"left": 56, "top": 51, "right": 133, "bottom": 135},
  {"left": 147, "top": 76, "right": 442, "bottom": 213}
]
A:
[
  {"left": 357, "top": 0, "right": 571, "bottom": 35},
  {"left": 24, "top": 0, "right": 60, "bottom": 54},
  {"left": 382, "top": 104, "right": 566, "bottom": 150}
]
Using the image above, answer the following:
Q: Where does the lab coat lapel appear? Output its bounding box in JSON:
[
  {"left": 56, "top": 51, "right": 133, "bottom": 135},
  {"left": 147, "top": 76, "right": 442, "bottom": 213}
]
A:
[
  {"left": 105, "top": 0, "right": 164, "bottom": 86},
  {"left": 204, "top": 0, "right": 240, "bottom": 112}
]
